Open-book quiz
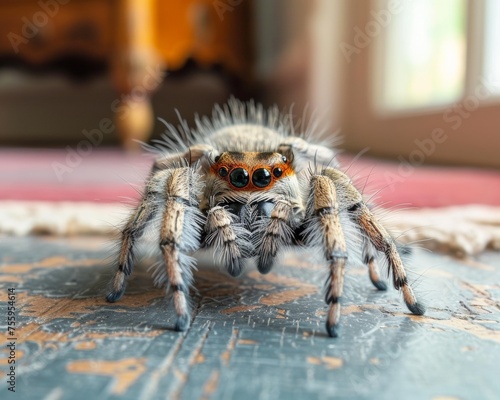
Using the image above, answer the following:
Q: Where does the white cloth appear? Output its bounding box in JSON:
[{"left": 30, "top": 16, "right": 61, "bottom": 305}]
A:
[{"left": 1, "top": 201, "right": 499, "bottom": 257}]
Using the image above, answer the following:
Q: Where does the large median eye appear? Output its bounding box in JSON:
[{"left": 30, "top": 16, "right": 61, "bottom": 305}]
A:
[
  {"left": 252, "top": 168, "right": 271, "bottom": 188},
  {"left": 229, "top": 168, "right": 249, "bottom": 188}
]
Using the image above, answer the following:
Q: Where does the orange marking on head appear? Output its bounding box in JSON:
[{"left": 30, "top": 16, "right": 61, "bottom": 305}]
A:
[{"left": 210, "top": 151, "right": 294, "bottom": 191}]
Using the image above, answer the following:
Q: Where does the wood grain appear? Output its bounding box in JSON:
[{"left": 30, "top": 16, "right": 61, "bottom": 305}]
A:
[{"left": 0, "top": 237, "right": 499, "bottom": 399}]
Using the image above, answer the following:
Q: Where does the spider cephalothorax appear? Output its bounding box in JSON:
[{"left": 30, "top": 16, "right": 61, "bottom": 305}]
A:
[{"left": 106, "top": 99, "right": 425, "bottom": 337}]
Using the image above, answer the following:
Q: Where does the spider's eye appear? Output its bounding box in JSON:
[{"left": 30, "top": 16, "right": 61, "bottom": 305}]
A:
[
  {"left": 218, "top": 167, "right": 228, "bottom": 177},
  {"left": 252, "top": 168, "right": 271, "bottom": 188},
  {"left": 273, "top": 167, "right": 283, "bottom": 178},
  {"left": 214, "top": 155, "right": 220, "bottom": 163},
  {"left": 282, "top": 156, "right": 287, "bottom": 163},
  {"left": 229, "top": 168, "right": 249, "bottom": 188}
]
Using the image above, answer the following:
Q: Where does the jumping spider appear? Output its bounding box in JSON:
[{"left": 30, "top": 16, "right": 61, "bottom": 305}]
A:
[{"left": 106, "top": 99, "right": 425, "bottom": 337}]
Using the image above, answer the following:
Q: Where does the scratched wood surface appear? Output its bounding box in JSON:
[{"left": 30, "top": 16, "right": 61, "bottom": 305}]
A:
[{"left": 0, "top": 236, "right": 499, "bottom": 400}]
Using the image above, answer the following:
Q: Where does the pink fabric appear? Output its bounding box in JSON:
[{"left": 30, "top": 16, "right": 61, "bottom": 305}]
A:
[
  {"left": 0, "top": 149, "right": 151, "bottom": 203},
  {"left": 1, "top": 148, "right": 499, "bottom": 207},
  {"left": 337, "top": 155, "right": 500, "bottom": 208}
]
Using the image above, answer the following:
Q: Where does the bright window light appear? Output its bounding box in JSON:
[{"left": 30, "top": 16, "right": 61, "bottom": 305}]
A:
[
  {"left": 375, "top": 0, "right": 467, "bottom": 111},
  {"left": 483, "top": 0, "right": 500, "bottom": 95}
]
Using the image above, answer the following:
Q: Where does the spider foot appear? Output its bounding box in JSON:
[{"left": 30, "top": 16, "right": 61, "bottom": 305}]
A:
[
  {"left": 106, "top": 271, "right": 126, "bottom": 302},
  {"left": 174, "top": 313, "right": 191, "bottom": 332},
  {"left": 402, "top": 283, "right": 426, "bottom": 315},
  {"left": 371, "top": 278, "right": 388, "bottom": 291},
  {"left": 106, "top": 288, "right": 125, "bottom": 303},
  {"left": 225, "top": 257, "right": 243, "bottom": 277},
  {"left": 257, "top": 256, "right": 274, "bottom": 274},
  {"left": 405, "top": 300, "right": 426, "bottom": 315},
  {"left": 325, "top": 320, "right": 339, "bottom": 338},
  {"left": 326, "top": 299, "right": 341, "bottom": 338}
]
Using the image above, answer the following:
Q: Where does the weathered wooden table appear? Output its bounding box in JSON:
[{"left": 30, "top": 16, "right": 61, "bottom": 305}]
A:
[{"left": 1, "top": 236, "right": 499, "bottom": 399}]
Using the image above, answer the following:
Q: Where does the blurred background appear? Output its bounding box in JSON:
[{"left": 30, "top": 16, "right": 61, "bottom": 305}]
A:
[
  {"left": 0, "top": 0, "right": 499, "bottom": 209},
  {"left": 2, "top": 3, "right": 500, "bottom": 397}
]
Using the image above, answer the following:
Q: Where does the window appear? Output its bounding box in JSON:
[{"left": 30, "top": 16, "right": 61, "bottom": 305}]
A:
[
  {"left": 483, "top": 0, "right": 500, "bottom": 96},
  {"left": 375, "top": 0, "right": 467, "bottom": 111},
  {"left": 340, "top": 0, "right": 500, "bottom": 168}
]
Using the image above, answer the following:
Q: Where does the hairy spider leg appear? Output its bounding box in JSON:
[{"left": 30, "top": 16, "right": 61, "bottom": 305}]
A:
[
  {"left": 302, "top": 173, "right": 348, "bottom": 337},
  {"left": 203, "top": 203, "right": 251, "bottom": 277},
  {"left": 362, "top": 237, "right": 388, "bottom": 291},
  {"left": 106, "top": 193, "right": 156, "bottom": 303},
  {"left": 107, "top": 157, "right": 205, "bottom": 332},
  {"left": 255, "top": 200, "right": 297, "bottom": 273},
  {"left": 159, "top": 167, "right": 204, "bottom": 331},
  {"left": 353, "top": 203, "right": 425, "bottom": 315}
]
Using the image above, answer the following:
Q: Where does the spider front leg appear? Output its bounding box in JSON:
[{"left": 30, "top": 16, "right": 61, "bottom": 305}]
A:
[
  {"left": 303, "top": 174, "right": 347, "bottom": 338},
  {"left": 107, "top": 162, "right": 204, "bottom": 332},
  {"left": 158, "top": 167, "right": 204, "bottom": 331},
  {"left": 106, "top": 192, "right": 156, "bottom": 303}
]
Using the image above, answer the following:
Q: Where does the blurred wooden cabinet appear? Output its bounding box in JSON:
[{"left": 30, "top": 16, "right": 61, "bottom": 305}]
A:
[{"left": 0, "top": 0, "right": 252, "bottom": 148}]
